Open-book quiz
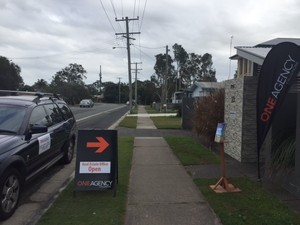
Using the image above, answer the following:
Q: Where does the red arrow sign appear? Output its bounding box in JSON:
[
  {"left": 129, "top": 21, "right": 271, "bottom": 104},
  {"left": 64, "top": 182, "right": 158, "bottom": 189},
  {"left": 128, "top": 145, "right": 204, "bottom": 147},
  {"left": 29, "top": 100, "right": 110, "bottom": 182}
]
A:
[{"left": 86, "top": 137, "right": 109, "bottom": 153}]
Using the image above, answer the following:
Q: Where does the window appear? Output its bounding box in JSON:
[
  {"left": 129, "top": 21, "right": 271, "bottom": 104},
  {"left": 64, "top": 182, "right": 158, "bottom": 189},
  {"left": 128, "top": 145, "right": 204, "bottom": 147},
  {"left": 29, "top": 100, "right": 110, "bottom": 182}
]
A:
[
  {"left": 57, "top": 103, "right": 73, "bottom": 120},
  {"left": 30, "top": 106, "right": 50, "bottom": 127},
  {"left": 44, "top": 104, "right": 64, "bottom": 125},
  {"left": 0, "top": 106, "right": 26, "bottom": 133}
]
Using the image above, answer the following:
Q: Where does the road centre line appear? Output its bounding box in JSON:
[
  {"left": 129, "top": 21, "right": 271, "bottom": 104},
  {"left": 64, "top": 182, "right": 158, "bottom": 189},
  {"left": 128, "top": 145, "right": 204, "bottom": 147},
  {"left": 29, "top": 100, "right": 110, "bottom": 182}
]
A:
[{"left": 76, "top": 105, "right": 127, "bottom": 122}]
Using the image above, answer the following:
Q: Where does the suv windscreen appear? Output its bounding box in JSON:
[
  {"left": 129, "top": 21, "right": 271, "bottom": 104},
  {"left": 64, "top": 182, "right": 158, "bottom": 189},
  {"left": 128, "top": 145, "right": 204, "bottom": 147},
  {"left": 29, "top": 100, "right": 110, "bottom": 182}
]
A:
[{"left": 0, "top": 105, "right": 26, "bottom": 133}]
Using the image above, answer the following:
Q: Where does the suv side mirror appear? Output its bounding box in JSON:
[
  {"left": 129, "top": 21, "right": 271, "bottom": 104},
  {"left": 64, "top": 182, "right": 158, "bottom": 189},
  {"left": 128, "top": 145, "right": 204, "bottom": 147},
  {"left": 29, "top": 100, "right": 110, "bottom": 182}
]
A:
[
  {"left": 30, "top": 125, "right": 48, "bottom": 134},
  {"left": 25, "top": 125, "right": 48, "bottom": 141}
]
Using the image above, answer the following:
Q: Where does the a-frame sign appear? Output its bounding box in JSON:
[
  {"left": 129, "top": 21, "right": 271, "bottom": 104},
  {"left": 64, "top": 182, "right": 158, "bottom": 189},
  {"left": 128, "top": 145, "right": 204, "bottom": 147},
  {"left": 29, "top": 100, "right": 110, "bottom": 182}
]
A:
[{"left": 74, "top": 129, "right": 118, "bottom": 196}]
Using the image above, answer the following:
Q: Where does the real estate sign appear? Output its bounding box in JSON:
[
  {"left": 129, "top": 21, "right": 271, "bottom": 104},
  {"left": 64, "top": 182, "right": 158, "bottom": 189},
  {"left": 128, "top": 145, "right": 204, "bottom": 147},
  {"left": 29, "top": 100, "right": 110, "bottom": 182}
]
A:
[
  {"left": 257, "top": 42, "right": 300, "bottom": 175},
  {"left": 74, "top": 130, "right": 118, "bottom": 194}
]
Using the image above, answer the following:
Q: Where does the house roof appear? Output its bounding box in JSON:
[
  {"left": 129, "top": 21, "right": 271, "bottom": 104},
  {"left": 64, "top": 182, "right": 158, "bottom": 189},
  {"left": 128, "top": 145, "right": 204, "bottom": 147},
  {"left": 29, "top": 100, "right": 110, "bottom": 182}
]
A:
[
  {"left": 256, "top": 38, "right": 300, "bottom": 47},
  {"left": 234, "top": 47, "right": 271, "bottom": 65},
  {"left": 231, "top": 38, "right": 300, "bottom": 65},
  {"left": 189, "top": 81, "right": 222, "bottom": 92}
]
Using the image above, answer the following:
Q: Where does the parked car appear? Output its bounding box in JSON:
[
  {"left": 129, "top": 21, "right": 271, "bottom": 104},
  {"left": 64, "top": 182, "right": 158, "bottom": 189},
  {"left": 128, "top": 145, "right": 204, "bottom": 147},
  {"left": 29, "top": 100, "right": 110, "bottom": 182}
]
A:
[
  {"left": 0, "top": 90, "right": 77, "bottom": 220},
  {"left": 79, "top": 99, "right": 94, "bottom": 108}
]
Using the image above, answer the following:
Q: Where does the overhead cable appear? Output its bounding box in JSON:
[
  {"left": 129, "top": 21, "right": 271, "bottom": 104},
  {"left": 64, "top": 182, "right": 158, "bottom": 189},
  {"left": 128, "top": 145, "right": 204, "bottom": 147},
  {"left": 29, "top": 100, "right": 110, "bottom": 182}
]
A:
[
  {"left": 98, "top": 0, "right": 117, "bottom": 33},
  {"left": 110, "top": 0, "right": 123, "bottom": 33},
  {"left": 139, "top": 0, "right": 147, "bottom": 31}
]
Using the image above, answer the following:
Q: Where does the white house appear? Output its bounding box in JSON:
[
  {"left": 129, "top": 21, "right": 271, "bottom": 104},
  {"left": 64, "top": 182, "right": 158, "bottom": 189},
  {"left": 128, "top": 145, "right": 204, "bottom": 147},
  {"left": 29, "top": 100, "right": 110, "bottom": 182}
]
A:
[{"left": 188, "top": 81, "right": 223, "bottom": 98}]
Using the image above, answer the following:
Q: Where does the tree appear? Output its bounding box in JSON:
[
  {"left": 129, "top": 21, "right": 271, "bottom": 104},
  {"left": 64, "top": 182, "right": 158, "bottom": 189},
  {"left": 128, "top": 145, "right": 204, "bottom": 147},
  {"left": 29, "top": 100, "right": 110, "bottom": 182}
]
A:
[
  {"left": 19, "top": 85, "right": 35, "bottom": 92},
  {"left": 200, "top": 53, "right": 217, "bottom": 82},
  {"left": 86, "top": 82, "right": 99, "bottom": 96},
  {"left": 91, "top": 80, "right": 102, "bottom": 94},
  {"left": 181, "top": 53, "right": 202, "bottom": 86},
  {"left": 32, "top": 79, "right": 49, "bottom": 92},
  {"left": 172, "top": 43, "right": 188, "bottom": 90},
  {"left": 180, "top": 52, "right": 217, "bottom": 84},
  {"left": 152, "top": 53, "right": 175, "bottom": 104},
  {"left": 0, "top": 56, "right": 23, "bottom": 90},
  {"left": 51, "top": 63, "right": 87, "bottom": 86},
  {"left": 151, "top": 44, "right": 217, "bottom": 103},
  {"left": 50, "top": 63, "right": 89, "bottom": 104},
  {"left": 102, "top": 81, "right": 129, "bottom": 103},
  {"left": 137, "top": 80, "right": 159, "bottom": 105}
]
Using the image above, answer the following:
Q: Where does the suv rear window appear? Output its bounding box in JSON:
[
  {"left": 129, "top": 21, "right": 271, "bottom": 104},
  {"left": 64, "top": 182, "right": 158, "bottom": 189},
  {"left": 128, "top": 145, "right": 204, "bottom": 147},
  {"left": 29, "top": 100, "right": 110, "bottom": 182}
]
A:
[
  {"left": 57, "top": 103, "right": 73, "bottom": 120},
  {"left": 44, "top": 103, "right": 64, "bottom": 125}
]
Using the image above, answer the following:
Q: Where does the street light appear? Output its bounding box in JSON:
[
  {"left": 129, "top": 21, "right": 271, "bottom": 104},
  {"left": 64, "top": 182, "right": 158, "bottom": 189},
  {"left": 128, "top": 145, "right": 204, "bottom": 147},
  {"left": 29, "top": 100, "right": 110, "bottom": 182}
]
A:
[{"left": 112, "top": 46, "right": 126, "bottom": 49}]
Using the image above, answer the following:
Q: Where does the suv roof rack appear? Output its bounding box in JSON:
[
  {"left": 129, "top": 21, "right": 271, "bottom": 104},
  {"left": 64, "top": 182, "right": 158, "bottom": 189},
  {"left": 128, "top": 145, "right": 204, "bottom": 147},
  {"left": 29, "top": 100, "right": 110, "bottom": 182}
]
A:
[{"left": 0, "top": 90, "right": 61, "bottom": 100}]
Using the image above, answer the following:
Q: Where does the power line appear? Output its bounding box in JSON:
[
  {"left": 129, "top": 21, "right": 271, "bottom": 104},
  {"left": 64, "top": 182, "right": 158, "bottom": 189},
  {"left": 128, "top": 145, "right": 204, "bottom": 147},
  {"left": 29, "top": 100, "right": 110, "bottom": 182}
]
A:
[
  {"left": 138, "top": 45, "right": 165, "bottom": 49},
  {"left": 98, "top": 0, "right": 117, "bottom": 33},
  {"left": 110, "top": 0, "right": 123, "bottom": 33},
  {"left": 121, "top": 0, "right": 124, "bottom": 18},
  {"left": 131, "top": 0, "right": 137, "bottom": 33},
  {"left": 138, "top": 34, "right": 142, "bottom": 63},
  {"left": 132, "top": 45, "right": 155, "bottom": 61},
  {"left": 136, "top": 0, "right": 141, "bottom": 32},
  {"left": 110, "top": 0, "right": 118, "bottom": 18},
  {"left": 132, "top": 0, "right": 137, "bottom": 19},
  {"left": 139, "top": 0, "right": 148, "bottom": 31}
]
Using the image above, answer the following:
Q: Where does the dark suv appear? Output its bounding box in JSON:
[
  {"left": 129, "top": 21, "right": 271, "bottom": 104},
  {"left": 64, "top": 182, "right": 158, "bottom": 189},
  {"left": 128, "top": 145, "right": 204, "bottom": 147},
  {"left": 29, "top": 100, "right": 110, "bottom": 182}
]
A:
[{"left": 0, "top": 90, "right": 77, "bottom": 220}]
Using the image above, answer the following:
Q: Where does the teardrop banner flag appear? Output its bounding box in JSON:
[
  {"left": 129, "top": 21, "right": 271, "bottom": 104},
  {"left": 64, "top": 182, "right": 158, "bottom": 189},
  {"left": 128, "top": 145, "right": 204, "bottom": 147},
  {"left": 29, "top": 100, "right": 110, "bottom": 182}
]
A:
[{"left": 257, "top": 42, "right": 300, "bottom": 178}]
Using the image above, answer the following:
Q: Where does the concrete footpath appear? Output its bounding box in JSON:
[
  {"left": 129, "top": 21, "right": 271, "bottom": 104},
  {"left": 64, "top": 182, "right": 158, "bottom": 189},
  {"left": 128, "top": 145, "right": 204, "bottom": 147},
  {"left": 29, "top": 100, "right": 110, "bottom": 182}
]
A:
[{"left": 124, "top": 106, "right": 222, "bottom": 225}]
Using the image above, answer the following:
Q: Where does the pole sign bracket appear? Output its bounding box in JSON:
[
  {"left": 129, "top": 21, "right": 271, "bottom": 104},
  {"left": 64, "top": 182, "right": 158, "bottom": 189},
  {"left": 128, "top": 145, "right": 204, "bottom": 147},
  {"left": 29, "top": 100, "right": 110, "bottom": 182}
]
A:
[{"left": 74, "top": 129, "right": 118, "bottom": 196}]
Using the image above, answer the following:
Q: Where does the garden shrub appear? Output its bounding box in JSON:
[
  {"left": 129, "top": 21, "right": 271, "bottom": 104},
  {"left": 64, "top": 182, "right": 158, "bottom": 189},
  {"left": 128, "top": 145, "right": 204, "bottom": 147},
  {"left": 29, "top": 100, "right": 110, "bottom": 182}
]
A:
[{"left": 192, "top": 89, "right": 225, "bottom": 142}]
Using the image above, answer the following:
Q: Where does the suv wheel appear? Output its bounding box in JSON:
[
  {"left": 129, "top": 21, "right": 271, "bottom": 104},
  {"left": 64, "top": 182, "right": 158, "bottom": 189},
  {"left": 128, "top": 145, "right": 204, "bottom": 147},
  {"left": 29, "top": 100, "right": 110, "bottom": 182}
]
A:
[
  {"left": 61, "top": 138, "right": 75, "bottom": 164},
  {"left": 0, "top": 168, "right": 22, "bottom": 220}
]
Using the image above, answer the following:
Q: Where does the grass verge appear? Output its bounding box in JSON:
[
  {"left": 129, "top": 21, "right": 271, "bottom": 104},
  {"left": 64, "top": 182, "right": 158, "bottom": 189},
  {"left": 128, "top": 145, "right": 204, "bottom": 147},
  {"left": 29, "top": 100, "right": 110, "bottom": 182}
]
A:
[
  {"left": 165, "top": 136, "right": 220, "bottom": 165},
  {"left": 36, "top": 137, "right": 134, "bottom": 225},
  {"left": 118, "top": 116, "right": 137, "bottom": 128},
  {"left": 165, "top": 136, "right": 300, "bottom": 225},
  {"left": 151, "top": 116, "right": 181, "bottom": 129},
  {"left": 195, "top": 177, "right": 300, "bottom": 225},
  {"left": 144, "top": 105, "right": 178, "bottom": 114},
  {"left": 144, "top": 105, "right": 157, "bottom": 113}
]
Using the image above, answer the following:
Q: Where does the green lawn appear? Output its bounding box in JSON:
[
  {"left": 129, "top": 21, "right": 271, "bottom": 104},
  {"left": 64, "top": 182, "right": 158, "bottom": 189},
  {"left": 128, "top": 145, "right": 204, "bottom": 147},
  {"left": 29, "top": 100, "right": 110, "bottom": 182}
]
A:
[
  {"left": 165, "top": 136, "right": 220, "bottom": 165},
  {"left": 150, "top": 116, "right": 181, "bottom": 129},
  {"left": 144, "top": 105, "right": 157, "bottom": 113},
  {"left": 195, "top": 177, "right": 300, "bottom": 225},
  {"left": 164, "top": 136, "right": 300, "bottom": 225},
  {"left": 36, "top": 137, "right": 134, "bottom": 225},
  {"left": 118, "top": 116, "right": 137, "bottom": 128}
]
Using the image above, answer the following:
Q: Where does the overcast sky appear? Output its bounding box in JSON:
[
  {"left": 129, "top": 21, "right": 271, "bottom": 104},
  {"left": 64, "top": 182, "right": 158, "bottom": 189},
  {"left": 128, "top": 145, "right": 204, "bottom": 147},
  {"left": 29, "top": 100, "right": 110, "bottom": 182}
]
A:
[{"left": 0, "top": 0, "right": 299, "bottom": 86}]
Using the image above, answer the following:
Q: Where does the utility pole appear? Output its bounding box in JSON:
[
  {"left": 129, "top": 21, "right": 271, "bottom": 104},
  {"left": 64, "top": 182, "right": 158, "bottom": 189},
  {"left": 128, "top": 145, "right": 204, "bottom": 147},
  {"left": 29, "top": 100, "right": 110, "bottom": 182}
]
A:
[
  {"left": 132, "top": 62, "right": 142, "bottom": 107},
  {"left": 163, "top": 45, "right": 170, "bottom": 112},
  {"left": 115, "top": 17, "right": 140, "bottom": 112},
  {"left": 117, "top": 77, "right": 122, "bottom": 104},
  {"left": 99, "top": 65, "right": 102, "bottom": 94}
]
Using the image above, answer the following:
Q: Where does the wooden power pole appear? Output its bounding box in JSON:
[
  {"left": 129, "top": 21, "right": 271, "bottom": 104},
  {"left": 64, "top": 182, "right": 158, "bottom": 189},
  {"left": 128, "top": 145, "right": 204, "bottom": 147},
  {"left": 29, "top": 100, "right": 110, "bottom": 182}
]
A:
[{"left": 115, "top": 17, "right": 140, "bottom": 112}]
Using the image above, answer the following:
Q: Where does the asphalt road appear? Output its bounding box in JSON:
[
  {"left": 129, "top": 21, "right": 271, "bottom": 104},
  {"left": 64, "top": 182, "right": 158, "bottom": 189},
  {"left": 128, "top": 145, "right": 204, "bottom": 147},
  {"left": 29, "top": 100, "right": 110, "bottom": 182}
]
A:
[
  {"left": 72, "top": 103, "right": 129, "bottom": 129},
  {"left": 0, "top": 103, "right": 129, "bottom": 225}
]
